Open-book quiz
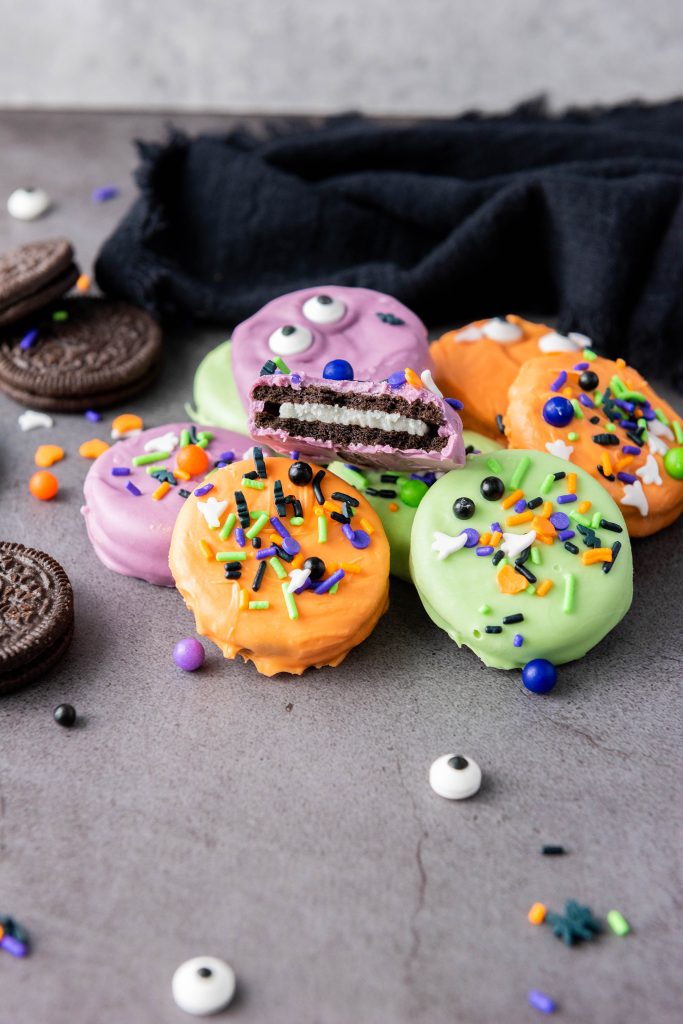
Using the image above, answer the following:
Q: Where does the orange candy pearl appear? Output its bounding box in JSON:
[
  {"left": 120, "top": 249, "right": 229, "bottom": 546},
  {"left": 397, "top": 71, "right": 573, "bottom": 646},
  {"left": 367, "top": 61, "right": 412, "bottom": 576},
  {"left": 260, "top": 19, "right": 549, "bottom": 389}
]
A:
[
  {"left": 29, "top": 470, "right": 59, "bottom": 500},
  {"left": 176, "top": 444, "right": 210, "bottom": 477}
]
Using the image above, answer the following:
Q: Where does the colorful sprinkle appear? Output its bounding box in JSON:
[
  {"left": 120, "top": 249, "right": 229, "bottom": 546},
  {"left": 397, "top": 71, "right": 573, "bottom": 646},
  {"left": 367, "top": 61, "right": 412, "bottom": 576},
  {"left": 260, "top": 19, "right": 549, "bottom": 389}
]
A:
[{"left": 562, "top": 573, "right": 576, "bottom": 613}]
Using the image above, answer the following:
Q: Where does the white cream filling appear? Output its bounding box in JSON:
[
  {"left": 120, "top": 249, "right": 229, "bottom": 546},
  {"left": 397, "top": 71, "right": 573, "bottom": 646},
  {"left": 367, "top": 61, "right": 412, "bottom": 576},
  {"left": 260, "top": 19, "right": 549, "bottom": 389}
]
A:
[{"left": 278, "top": 400, "right": 429, "bottom": 437}]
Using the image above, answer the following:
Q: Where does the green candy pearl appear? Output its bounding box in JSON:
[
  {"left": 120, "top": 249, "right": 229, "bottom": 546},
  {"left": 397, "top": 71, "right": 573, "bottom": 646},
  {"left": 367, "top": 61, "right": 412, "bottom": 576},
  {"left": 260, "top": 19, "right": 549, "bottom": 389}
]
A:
[
  {"left": 664, "top": 446, "right": 683, "bottom": 480},
  {"left": 399, "top": 478, "right": 429, "bottom": 508}
]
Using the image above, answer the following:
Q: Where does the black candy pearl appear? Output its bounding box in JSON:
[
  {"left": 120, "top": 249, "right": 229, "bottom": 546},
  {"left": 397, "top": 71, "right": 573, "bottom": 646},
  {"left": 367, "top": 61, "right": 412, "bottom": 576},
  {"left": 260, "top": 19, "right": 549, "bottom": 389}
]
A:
[
  {"left": 288, "top": 461, "right": 313, "bottom": 485},
  {"left": 453, "top": 496, "right": 475, "bottom": 520},
  {"left": 480, "top": 476, "right": 504, "bottom": 501},
  {"left": 579, "top": 370, "right": 599, "bottom": 392},
  {"left": 304, "top": 556, "right": 325, "bottom": 581},
  {"left": 54, "top": 703, "right": 76, "bottom": 728}
]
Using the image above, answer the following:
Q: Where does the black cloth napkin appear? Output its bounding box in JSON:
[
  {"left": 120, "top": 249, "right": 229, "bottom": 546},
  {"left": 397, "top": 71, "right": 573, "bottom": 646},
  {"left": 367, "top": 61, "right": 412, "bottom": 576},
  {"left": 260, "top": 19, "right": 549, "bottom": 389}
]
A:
[{"left": 95, "top": 101, "right": 683, "bottom": 388}]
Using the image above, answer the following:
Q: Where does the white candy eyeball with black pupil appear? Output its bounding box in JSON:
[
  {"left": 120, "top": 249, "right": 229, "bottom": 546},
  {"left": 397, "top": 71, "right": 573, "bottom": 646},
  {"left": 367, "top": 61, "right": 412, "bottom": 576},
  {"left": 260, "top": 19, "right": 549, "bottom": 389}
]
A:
[
  {"left": 172, "top": 956, "right": 236, "bottom": 1016},
  {"left": 268, "top": 323, "right": 313, "bottom": 355},
  {"left": 482, "top": 318, "right": 523, "bottom": 343},
  {"left": 429, "top": 754, "right": 482, "bottom": 799},
  {"left": 302, "top": 294, "right": 346, "bottom": 324},
  {"left": 7, "top": 187, "right": 51, "bottom": 221}
]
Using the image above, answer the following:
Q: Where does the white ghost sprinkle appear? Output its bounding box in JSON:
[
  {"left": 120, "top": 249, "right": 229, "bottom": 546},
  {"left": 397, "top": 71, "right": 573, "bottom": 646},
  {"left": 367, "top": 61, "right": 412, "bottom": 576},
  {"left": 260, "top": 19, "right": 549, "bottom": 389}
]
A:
[
  {"left": 197, "top": 496, "right": 228, "bottom": 529},
  {"left": 620, "top": 480, "right": 649, "bottom": 517},
  {"left": 432, "top": 531, "right": 469, "bottom": 560},
  {"left": 636, "top": 453, "right": 662, "bottom": 486},
  {"left": 545, "top": 439, "right": 574, "bottom": 461}
]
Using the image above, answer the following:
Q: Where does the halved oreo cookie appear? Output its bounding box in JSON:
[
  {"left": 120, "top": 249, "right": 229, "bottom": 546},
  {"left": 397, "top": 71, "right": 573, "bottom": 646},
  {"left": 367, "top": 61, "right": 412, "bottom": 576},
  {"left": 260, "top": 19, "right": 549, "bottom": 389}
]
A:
[
  {"left": 0, "top": 238, "right": 79, "bottom": 328},
  {"left": 0, "top": 542, "right": 74, "bottom": 695},
  {"left": 0, "top": 297, "right": 162, "bottom": 410}
]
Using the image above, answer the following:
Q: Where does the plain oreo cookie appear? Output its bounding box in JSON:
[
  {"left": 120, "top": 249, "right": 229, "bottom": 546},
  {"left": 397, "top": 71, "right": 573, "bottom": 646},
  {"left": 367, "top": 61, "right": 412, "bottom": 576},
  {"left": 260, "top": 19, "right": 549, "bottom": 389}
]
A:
[
  {"left": 0, "top": 542, "right": 74, "bottom": 695},
  {"left": 0, "top": 297, "right": 162, "bottom": 410},
  {"left": 0, "top": 238, "right": 79, "bottom": 328}
]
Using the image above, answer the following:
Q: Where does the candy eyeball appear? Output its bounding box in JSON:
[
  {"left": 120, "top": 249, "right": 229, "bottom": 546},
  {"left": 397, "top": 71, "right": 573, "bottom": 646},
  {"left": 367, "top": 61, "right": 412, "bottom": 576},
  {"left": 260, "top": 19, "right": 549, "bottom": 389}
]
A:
[
  {"left": 302, "top": 293, "right": 346, "bottom": 324},
  {"left": 268, "top": 324, "right": 313, "bottom": 356},
  {"left": 7, "top": 186, "right": 51, "bottom": 220},
  {"left": 171, "top": 956, "right": 236, "bottom": 1016},
  {"left": 482, "top": 318, "right": 523, "bottom": 343},
  {"left": 429, "top": 754, "right": 482, "bottom": 800}
]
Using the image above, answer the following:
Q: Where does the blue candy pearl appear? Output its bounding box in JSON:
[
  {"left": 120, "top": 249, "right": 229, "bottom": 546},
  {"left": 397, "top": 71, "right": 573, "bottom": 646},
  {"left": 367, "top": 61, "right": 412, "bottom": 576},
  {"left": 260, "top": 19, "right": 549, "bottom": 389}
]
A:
[
  {"left": 323, "top": 359, "right": 354, "bottom": 381},
  {"left": 542, "top": 396, "right": 574, "bottom": 428},
  {"left": 522, "top": 659, "right": 558, "bottom": 694}
]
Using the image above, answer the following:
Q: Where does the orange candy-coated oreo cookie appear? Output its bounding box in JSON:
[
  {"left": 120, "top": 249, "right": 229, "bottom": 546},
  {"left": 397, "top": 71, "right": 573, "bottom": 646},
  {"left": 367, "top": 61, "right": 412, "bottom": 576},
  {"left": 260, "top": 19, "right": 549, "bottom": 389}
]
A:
[
  {"left": 169, "top": 457, "right": 390, "bottom": 676},
  {"left": 430, "top": 315, "right": 577, "bottom": 439},
  {"left": 505, "top": 352, "right": 683, "bottom": 537}
]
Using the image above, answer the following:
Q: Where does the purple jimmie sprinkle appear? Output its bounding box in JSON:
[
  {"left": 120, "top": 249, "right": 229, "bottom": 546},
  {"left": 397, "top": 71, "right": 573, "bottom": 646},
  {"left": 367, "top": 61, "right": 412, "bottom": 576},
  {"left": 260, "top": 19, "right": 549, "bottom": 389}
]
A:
[
  {"left": 551, "top": 370, "right": 567, "bottom": 392},
  {"left": 19, "top": 328, "right": 39, "bottom": 351},
  {"left": 289, "top": 450, "right": 300, "bottom": 458},
  {"left": 126, "top": 481, "right": 141, "bottom": 496},
  {"left": 111, "top": 467, "right": 131, "bottom": 477},
  {"left": 193, "top": 483, "right": 214, "bottom": 496},
  {"left": 270, "top": 516, "right": 290, "bottom": 539},
  {"left": 557, "top": 494, "right": 577, "bottom": 504},
  {"left": 490, "top": 521, "right": 502, "bottom": 534},
  {"left": 578, "top": 393, "right": 595, "bottom": 408},
  {"left": 218, "top": 450, "right": 235, "bottom": 462},
  {"left": 92, "top": 185, "right": 119, "bottom": 203},
  {"left": 256, "top": 545, "right": 278, "bottom": 560},
  {"left": 513, "top": 634, "right": 524, "bottom": 648},
  {"left": 558, "top": 528, "right": 575, "bottom": 542},
  {"left": 85, "top": 409, "right": 102, "bottom": 422},
  {"left": 614, "top": 399, "right": 635, "bottom": 413},
  {"left": 620, "top": 419, "right": 637, "bottom": 430},
  {"left": 622, "top": 445, "right": 641, "bottom": 455},
  {"left": 0, "top": 934, "right": 27, "bottom": 958},
  {"left": 282, "top": 536, "right": 301, "bottom": 555},
  {"left": 618, "top": 472, "right": 637, "bottom": 484},
  {"left": 315, "top": 569, "right": 345, "bottom": 594},
  {"left": 445, "top": 397, "right": 464, "bottom": 411},
  {"left": 573, "top": 361, "right": 589, "bottom": 371},
  {"left": 235, "top": 528, "right": 245, "bottom": 547},
  {"left": 514, "top": 498, "right": 527, "bottom": 513},
  {"left": 642, "top": 407, "right": 656, "bottom": 420},
  {"left": 387, "top": 371, "right": 406, "bottom": 389},
  {"left": 476, "top": 546, "right": 494, "bottom": 556}
]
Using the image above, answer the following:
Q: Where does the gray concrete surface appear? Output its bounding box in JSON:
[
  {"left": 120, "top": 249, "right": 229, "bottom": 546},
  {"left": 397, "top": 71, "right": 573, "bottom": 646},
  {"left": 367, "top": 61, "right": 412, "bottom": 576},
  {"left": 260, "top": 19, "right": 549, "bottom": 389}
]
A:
[
  {"left": 0, "top": 110, "right": 682, "bottom": 1024},
  {"left": 0, "top": 1, "right": 682, "bottom": 115}
]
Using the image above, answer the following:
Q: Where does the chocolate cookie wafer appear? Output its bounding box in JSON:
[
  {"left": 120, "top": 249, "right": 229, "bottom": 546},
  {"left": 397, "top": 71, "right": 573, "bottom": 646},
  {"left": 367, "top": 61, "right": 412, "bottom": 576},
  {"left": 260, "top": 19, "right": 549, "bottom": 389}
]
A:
[
  {"left": 0, "top": 297, "right": 162, "bottom": 410},
  {"left": 0, "top": 238, "right": 79, "bottom": 328},
  {"left": 0, "top": 542, "right": 74, "bottom": 695}
]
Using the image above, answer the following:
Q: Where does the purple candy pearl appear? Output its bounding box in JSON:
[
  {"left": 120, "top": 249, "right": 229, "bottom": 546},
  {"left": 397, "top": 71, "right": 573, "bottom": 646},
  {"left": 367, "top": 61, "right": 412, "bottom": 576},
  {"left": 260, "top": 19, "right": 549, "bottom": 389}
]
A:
[
  {"left": 173, "top": 637, "right": 205, "bottom": 672},
  {"left": 461, "top": 528, "right": 480, "bottom": 548},
  {"left": 549, "top": 511, "right": 570, "bottom": 530}
]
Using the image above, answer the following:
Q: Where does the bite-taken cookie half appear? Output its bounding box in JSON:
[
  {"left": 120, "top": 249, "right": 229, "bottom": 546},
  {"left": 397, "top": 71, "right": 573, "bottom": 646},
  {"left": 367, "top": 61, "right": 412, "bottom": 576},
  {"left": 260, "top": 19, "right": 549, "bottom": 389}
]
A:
[
  {"left": 0, "top": 297, "right": 161, "bottom": 410},
  {"left": 213, "top": 286, "right": 433, "bottom": 431},
  {"left": 169, "top": 453, "right": 390, "bottom": 676},
  {"left": 249, "top": 368, "right": 465, "bottom": 472},
  {"left": 82, "top": 423, "right": 248, "bottom": 587},
  {"left": 430, "top": 315, "right": 591, "bottom": 440},
  {"left": 505, "top": 352, "right": 683, "bottom": 537},
  {"left": 0, "top": 542, "right": 74, "bottom": 695},
  {"left": 0, "top": 238, "right": 79, "bottom": 328},
  {"left": 329, "top": 430, "right": 502, "bottom": 581},
  {"left": 410, "top": 449, "right": 633, "bottom": 670}
]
